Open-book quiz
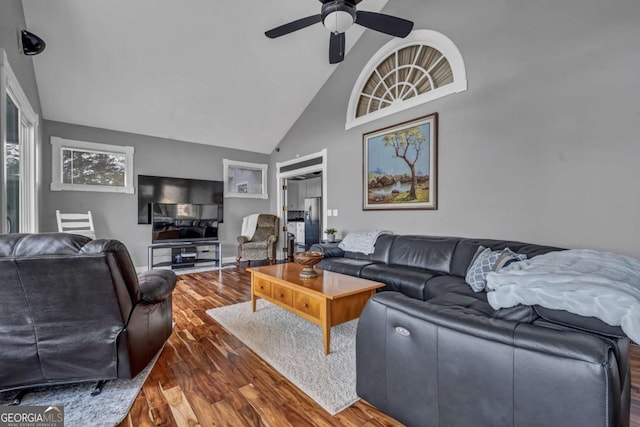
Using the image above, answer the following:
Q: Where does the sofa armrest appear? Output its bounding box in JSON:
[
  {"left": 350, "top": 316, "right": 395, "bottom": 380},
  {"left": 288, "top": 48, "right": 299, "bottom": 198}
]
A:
[
  {"left": 267, "top": 235, "right": 278, "bottom": 245},
  {"left": 309, "top": 243, "right": 344, "bottom": 258},
  {"left": 357, "top": 291, "right": 629, "bottom": 427},
  {"left": 137, "top": 269, "right": 177, "bottom": 304},
  {"left": 238, "top": 236, "right": 249, "bottom": 244},
  {"left": 367, "top": 292, "right": 617, "bottom": 361},
  {"left": 82, "top": 239, "right": 141, "bottom": 301}
]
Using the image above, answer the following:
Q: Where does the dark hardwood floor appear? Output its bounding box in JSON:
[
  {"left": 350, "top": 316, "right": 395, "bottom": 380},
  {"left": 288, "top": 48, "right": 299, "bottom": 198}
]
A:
[{"left": 119, "top": 265, "right": 640, "bottom": 427}]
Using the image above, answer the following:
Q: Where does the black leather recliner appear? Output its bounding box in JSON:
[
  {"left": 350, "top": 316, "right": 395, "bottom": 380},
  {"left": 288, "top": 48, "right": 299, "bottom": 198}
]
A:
[
  {"left": 312, "top": 235, "right": 631, "bottom": 427},
  {"left": 0, "top": 233, "right": 177, "bottom": 392}
]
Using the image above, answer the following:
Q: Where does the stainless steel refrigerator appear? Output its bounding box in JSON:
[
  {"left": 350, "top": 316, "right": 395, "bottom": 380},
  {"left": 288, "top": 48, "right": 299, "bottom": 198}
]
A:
[{"left": 304, "top": 197, "right": 321, "bottom": 249}]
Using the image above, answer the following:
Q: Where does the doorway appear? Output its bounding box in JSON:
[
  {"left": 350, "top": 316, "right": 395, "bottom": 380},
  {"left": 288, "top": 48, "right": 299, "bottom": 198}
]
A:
[{"left": 276, "top": 149, "right": 327, "bottom": 260}]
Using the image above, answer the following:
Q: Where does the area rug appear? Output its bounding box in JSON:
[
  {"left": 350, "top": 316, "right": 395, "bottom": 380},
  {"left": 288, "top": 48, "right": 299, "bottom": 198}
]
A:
[
  {"left": 0, "top": 353, "right": 159, "bottom": 427},
  {"left": 207, "top": 300, "right": 359, "bottom": 415}
]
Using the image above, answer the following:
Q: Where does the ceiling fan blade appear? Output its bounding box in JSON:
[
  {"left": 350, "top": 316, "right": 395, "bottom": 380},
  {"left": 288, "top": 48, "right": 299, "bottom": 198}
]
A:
[
  {"left": 355, "top": 11, "right": 414, "bottom": 38},
  {"left": 329, "top": 32, "right": 345, "bottom": 64},
  {"left": 265, "top": 15, "right": 322, "bottom": 39}
]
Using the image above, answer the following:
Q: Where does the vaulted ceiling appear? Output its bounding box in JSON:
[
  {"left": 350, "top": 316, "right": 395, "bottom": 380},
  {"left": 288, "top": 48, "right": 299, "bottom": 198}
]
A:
[{"left": 22, "top": 0, "right": 388, "bottom": 154}]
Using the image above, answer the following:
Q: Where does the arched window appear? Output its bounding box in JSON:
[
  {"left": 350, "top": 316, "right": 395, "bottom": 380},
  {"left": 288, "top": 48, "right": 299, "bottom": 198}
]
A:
[{"left": 346, "top": 30, "right": 467, "bottom": 129}]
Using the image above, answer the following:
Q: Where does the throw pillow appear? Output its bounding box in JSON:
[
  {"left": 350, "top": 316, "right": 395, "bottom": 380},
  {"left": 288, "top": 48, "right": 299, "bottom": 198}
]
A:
[
  {"left": 493, "top": 248, "right": 527, "bottom": 271},
  {"left": 465, "top": 248, "right": 504, "bottom": 292},
  {"left": 467, "top": 245, "right": 487, "bottom": 272}
]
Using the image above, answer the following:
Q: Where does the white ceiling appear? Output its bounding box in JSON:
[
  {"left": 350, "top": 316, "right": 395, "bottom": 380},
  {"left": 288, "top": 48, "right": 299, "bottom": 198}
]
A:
[{"left": 22, "top": 0, "right": 388, "bottom": 154}]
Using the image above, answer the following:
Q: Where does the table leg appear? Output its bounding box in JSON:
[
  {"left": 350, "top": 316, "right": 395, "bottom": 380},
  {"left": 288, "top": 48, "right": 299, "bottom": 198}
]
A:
[
  {"left": 251, "top": 273, "right": 257, "bottom": 312},
  {"left": 323, "top": 299, "right": 331, "bottom": 355}
]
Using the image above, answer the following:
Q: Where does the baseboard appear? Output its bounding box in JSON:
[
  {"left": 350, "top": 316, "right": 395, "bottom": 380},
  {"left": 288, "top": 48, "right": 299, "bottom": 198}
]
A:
[
  {"left": 136, "top": 257, "right": 236, "bottom": 274},
  {"left": 222, "top": 256, "right": 236, "bottom": 265}
]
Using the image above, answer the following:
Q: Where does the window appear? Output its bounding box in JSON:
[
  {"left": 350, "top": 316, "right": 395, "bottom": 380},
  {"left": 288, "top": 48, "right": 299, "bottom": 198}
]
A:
[
  {"left": 346, "top": 30, "right": 467, "bottom": 129},
  {"left": 223, "top": 159, "right": 268, "bottom": 199},
  {"left": 51, "top": 137, "right": 134, "bottom": 193}
]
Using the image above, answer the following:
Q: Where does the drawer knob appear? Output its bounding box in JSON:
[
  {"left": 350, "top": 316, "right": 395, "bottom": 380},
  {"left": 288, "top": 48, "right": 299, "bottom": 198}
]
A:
[
  {"left": 279, "top": 293, "right": 284, "bottom": 298},
  {"left": 304, "top": 303, "right": 309, "bottom": 308}
]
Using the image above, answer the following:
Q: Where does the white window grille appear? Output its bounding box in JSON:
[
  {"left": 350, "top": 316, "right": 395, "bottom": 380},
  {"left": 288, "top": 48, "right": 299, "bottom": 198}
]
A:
[{"left": 346, "top": 30, "right": 467, "bottom": 129}]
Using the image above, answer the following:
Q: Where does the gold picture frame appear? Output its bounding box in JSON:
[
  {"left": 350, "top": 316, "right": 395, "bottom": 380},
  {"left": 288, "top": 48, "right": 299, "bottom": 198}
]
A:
[{"left": 363, "top": 113, "right": 438, "bottom": 210}]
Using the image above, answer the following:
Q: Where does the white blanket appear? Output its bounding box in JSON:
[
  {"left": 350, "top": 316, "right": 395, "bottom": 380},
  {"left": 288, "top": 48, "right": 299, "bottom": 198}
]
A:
[
  {"left": 240, "top": 214, "right": 260, "bottom": 240},
  {"left": 486, "top": 249, "right": 640, "bottom": 343},
  {"left": 338, "top": 230, "right": 391, "bottom": 255}
]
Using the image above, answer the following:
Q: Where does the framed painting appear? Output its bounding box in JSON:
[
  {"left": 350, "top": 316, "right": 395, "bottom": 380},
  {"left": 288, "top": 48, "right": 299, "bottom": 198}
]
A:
[
  {"left": 363, "top": 113, "right": 438, "bottom": 210},
  {"left": 223, "top": 159, "right": 268, "bottom": 199}
]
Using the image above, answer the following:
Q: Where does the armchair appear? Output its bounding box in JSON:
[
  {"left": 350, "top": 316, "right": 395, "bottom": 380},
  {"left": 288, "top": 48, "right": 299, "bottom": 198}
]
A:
[
  {"left": 0, "top": 233, "right": 176, "bottom": 393},
  {"left": 236, "top": 214, "right": 279, "bottom": 266}
]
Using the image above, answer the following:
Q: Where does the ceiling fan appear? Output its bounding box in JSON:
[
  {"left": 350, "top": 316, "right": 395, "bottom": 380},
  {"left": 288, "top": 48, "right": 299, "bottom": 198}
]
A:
[{"left": 265, "top": 0, "right": 414, "bottom": 64}]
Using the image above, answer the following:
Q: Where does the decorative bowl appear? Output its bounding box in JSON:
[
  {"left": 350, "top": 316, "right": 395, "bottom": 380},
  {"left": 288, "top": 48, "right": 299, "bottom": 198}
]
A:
[{"left": 294, "top": 251, "right": 324, "bottom": 278}]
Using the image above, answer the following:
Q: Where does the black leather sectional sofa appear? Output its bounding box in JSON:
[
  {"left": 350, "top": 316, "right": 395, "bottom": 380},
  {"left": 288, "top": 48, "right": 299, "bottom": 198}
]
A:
[{"left": 311, "top": 235, "right": 631, "bottom": 427}]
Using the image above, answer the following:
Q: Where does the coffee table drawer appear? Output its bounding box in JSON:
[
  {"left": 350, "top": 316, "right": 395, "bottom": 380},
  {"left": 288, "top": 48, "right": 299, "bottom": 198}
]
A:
[
  {"left": 254, "top": 277, "right": 271, "bottom": 298},
  {"left": 294, "top": 293, "right": 322, "bottom": 319},
  {"left": 272, "top": 283, "right": 293, "bottom": 307}
]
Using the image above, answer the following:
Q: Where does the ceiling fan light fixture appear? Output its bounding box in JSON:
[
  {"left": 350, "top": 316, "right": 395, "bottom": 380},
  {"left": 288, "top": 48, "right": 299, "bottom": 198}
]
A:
[
  {"left": 321, "top": 1, "right": 357, "bottom": 34},
  {"left": 323, "top": 10, "right": 354, "bottom": 33}
]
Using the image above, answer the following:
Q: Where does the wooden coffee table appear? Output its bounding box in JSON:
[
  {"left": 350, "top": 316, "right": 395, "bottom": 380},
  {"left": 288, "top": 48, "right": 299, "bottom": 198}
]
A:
[{"left": 248, "top": 263, "right": 384, "bottom": 355}]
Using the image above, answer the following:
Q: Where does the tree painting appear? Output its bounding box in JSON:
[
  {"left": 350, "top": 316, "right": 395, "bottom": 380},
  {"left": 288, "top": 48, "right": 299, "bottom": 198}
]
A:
[
  {"left": 382, "top": 126, "right": 426, "bottom": 200},
  {"left": 364, "top": 113, "right": 437, "bottom": 210}
]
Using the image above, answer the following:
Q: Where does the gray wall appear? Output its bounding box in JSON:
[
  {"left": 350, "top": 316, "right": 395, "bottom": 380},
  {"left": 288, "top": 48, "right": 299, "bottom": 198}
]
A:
[
  {"left": 41, "top": 120, "right": 271, "bottom": 267},
  {"left": 271, "top": 0, "right": 640, "bottom": 259}
]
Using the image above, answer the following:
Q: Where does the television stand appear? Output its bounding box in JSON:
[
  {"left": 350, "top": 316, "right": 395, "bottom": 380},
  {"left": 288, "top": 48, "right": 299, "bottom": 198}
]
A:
[{"left": 147, "top": 240, "right": 221, "bottom": 271}]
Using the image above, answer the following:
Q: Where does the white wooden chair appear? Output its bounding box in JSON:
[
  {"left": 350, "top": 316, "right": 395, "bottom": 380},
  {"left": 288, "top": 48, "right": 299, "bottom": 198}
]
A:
[{"left": 55, "top": 210, "right": 96, "bottom": 239}]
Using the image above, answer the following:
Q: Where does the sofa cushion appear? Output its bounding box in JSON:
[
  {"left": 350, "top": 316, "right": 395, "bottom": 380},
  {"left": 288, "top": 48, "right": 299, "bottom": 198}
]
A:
[
  {"left": 534, "top": 306, "right": 626, "bottom": 338},
  {"left": 360, "top": 233, "right": 396, "bottom": 264},
  {"left": 450, "top": 238, "right": 562, "bottom": 278},
  {"left": 426, "top": 292, "right": 495, "bottom": 317},
  {"left": 361, "top": 263, "right": 440, "bottom": 301},
  {"left": 423, "top": 275, "right": 486, "bottom": 300},
  {"left": 240, "top": 241, "right": 269, "bottom": 250},
  {"left": 425, "top": 274, "right": 540, "bottom": 323},
  {"left": 313, "top": 234, "right": 396, "bottom": 263},
  {"left": 317, "top": 258, "right": 375, "bottom": 277},
  {"left": 387, "top": 235, "right": 459, "bottom": 273},
  {"left": 342, "top": 233, "right": 397, "bottom": 264}
]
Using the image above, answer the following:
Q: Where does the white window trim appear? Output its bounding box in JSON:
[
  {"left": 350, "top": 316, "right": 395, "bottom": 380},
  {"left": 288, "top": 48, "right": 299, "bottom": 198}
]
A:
[
  {"left": 346, "top": 30, "right": 468, "bottom": 130},
  {"left": 223, "top": 158, "right": 268, "bottom": 199},
  {"left": 50, "top": 136, "right": 135, "bottom": 194},
  {"left": 1, "top": 49, "right": 40, "bottom": 233}
]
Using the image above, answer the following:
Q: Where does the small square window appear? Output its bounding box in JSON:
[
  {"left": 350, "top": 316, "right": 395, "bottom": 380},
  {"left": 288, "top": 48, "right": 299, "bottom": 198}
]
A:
[
  {"left": 51, "top": 137, "right": 134, "bottom": 194},
  {"left": 223, "top": 159, "right": 268, "bottom": 199}
]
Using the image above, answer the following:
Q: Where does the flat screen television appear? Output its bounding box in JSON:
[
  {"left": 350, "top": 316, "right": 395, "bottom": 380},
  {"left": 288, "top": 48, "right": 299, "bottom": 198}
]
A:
[
  {"left": 138, "top": 175, "right": 224, "bottom": 224},
  {"left": 152, "top": 203, "right": 221, "bottom": 243}
]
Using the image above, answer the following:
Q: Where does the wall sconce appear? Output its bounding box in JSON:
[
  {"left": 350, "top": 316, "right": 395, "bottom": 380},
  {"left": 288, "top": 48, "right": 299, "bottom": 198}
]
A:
[{"left": 19, "top": 30, "right": 46, "bottom": 56}]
